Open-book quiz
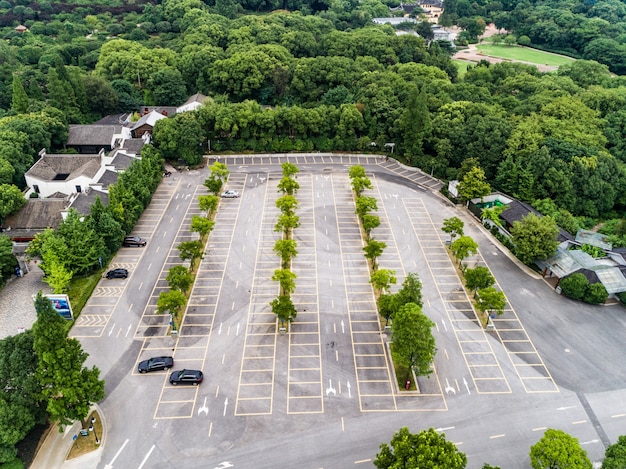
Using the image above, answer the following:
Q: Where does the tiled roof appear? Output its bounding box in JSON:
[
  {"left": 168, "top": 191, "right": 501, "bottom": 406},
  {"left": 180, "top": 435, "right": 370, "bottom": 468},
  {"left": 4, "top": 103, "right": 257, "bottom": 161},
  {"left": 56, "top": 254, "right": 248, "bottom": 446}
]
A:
[
  {"left": 110, "top": 153, "right": 135, "bottom": 170},
  {"left": 67, "top": 125, "right": 120, "bottom": 146},
  {"left": 26, "top": 154, "right": 101, "bottom": 181},
  {"left": 130, "top": 110, "right": 168, "bottom": 131},
  {"left": 70, "top": 191, "right": 109, "bottom": 216},
  {"left": 1, "top": 199, "right": 66, "bottom": 231},
  {"left": 97, "top": 170, "right": 118, "bottom": 188},
  {"left": 120, "top": 138, "right": 145, "bottom": 154}
]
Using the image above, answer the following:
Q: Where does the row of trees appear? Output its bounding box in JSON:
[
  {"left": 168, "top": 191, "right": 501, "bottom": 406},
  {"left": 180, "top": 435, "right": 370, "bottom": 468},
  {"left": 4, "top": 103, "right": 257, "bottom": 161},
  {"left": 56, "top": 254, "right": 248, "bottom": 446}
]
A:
[
  {"left": 0, "top": 292, "right": 104, "bottom": 464},
  {"left": 27, "top": 146, "right": 163, "bottom": 293},
  {"left": 270, "top": 162, "right": 300, "bottom": 327},
  {"left": 375, "top": 426, "right": 626, "bottom": 468},
  {"left": 156, "top": 162, "right": 227, "bottom": 327}
]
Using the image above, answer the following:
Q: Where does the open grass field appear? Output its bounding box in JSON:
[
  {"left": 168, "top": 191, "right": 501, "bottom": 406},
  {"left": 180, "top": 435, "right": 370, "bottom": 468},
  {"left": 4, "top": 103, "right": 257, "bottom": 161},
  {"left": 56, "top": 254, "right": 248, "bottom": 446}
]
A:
[
  {"left": 453, "top": 59, "right": 471, "bottom": 78},
  {"left": 475, "top": 44, "right": 576, "bottom": 67}
]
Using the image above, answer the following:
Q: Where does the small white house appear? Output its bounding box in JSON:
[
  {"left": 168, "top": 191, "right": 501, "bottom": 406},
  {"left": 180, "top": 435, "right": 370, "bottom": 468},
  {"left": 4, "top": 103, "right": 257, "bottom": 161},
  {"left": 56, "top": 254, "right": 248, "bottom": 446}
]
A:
[{"left": 176, "top": 93, "right": 207, "bottom": 114}]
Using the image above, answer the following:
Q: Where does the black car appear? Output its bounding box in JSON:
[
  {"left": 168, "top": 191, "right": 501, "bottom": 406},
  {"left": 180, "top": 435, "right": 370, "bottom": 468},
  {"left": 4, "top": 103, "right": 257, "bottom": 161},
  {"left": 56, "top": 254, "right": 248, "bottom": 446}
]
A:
[
  {"left": 123, "top": 236, "right": 147, "bottom": 247},
  {"left": 105, "top": 268, "right": 128, "bottom": 279},
  {"left": 138, "top": 356, "right": 174, "bottom": 374},
  {"left": 169, "top": 369, "right": 203, "bottom": 386}
]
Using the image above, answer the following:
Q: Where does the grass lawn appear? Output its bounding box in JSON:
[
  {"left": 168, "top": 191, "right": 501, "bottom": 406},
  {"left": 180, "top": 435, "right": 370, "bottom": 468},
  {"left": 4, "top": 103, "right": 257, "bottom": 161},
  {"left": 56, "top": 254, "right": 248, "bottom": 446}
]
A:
[
  {"left": 67, "top": 271, "right": 104, "bottom": 317},
  {"left": 66, "top": 411, "right": 103, "bottom": 460},
  {"left": 475, "top": 44, "right": 575, "bottom": 66},
  {"left": 453, "top": 59, "right": 471, "bottom": 78}
]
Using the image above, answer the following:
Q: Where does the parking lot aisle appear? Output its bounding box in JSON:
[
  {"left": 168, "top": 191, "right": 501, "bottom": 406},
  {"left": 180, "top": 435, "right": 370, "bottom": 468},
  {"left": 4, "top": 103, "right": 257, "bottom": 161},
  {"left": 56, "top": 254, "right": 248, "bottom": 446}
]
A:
[
  {"left": 287, "top": 173, "right": 324, "bottom": 414},
  {"left": 72, "top": 177, "right": 181, "bottom": 339},
  {"left": 404, "top": 198, "right": 512, "bottom": 394},
  {"left": 235, "top": 173, "right": 279, "bottom": 416},
  {"left": 331, "top": 173, "right": 397, "bottom": 412}
]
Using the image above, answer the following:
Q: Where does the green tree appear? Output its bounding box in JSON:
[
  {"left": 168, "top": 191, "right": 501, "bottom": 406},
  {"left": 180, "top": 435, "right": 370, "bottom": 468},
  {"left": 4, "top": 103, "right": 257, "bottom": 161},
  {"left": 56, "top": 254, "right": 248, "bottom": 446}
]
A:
[
  {"left": 275, "top": 213, "right": 301, "bottom": 239},
  {"left": 457, "top": 166, "right": 491, "bottom": 203},
  {"left": 351, "top": 176, "right": 373, "bottom": 197},
  {"left": 375, "top": 427, "right": 467, "bottom": 469},
  {"left": 370, "top": 269, "right": 397, "bottom": 296},
  {"left": 32, "top": 292, "right": 105, "bottom": 430},
  {"left": 362, "top": 214, "right": 381, "bottom": 240},
  {"left": 398, "top": 85, "right": 432, "bottom": 162},
  {"left": 204, "top": 176, "right": 223, "bottom": 195},
  {"left": 190, "top": 216, "right": 215, "bottom": 238},
  {"left": 510, "top": 214, "right": 559, "bottom": 265},
  {"left": 273, "top": 239, "right": 298, "bottom": 269},
  {"left": 166, "top": 266, "right": 193, "bottom": 293},
  {"left": 178, "top": 240, "right": 204, "bottom": 264},
  {"left": 56, "top": 210, "right": 106, "bottom": 275},
  {"left": 0, "top": 234, "right": 17, "bottom": 286},
  {"left": 0, "top": 184, "right": 26, "bottom": 225},
  {"left": 602, "top": 435, "right": 626, "bottom": 469},
  {"left": 272, "top": 269, "right": 297, "bottom": 296},
  {"left": 464, "top": 266, "right": 495, "bottom": 295},
  {"left": 198, "top": 194, "right": 219, "bottom": 214},
  {"left": 275, "top": 195, "right": 299, "bottom": 216},
  {"left": 530, "top": 429, "right": 592, "bottom": 469},
  {"left": 450, "top": 236, "right": 479, "bottom": 266},
  {"left": 363, "top": 239, "right": 387, "bottom": 270},
  {"left": 391, "top": 303, "right": 436, "bottom": 379},
  {"left": 355, "top": 195, "right": 378, "bottom": 220},
  {"left": 442, "top": 216, "right": 464, "bottom": 242},
  {"left": 46, "top": 261, "right": 73, "bottom": 294},
  {"left": 277, "top": 176, "right": 300, "bottom": 196},
  {"left": 0, "top": 330, "right": 46, "bottom": 464},
  {"left": 11, "top": 74, "right": 28, "bottom": 114},
  {"left": 281, "top": 162, "right": 300, "bottom": 178},
  {"left": 475, "top": 286, "right": 506, "bottom": 317},
  {"left": 584, "top": 282, "right": 608, "bottom": 305},
  {"left": 349, "top": 165, "right": 367, "bottom": 180},
  {"left": 156, "top": 289, "right": 187, "bottom": 317},
  {"left": 270, "top": 295, "right": 297, "bottom": 325},
  {"left": 395, "top": 272, "right": 423, "bottom": 308}
]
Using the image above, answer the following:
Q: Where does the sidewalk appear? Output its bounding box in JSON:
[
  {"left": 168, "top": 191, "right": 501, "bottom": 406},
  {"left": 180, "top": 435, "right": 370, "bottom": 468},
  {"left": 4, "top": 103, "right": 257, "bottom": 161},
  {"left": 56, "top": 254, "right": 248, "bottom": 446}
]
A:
[
  {"left": 29, "top": 404, "right": 105, "bottom": 469},
  {"left": 0, "top": 261, "right": 50, "bottom": 340}
]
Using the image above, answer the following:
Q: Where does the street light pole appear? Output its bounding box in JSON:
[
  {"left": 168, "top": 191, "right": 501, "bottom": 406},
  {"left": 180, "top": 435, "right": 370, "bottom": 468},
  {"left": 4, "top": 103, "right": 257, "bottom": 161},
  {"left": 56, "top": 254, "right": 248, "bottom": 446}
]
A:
[{"left": 89, "top": 417, "right": 100, "bottom": 445}]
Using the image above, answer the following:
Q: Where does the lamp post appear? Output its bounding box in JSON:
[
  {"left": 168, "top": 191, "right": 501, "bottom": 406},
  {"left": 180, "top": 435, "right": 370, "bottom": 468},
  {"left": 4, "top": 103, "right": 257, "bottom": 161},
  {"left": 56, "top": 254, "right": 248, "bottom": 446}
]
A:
[{"left": 89, "top": 417, "right": 100, "bottom": 445}]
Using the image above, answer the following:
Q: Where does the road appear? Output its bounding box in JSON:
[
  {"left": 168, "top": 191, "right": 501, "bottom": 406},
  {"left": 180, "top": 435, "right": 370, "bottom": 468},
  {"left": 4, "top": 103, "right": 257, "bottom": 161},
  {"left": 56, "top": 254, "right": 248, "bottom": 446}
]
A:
[{"left": 69, "top": 155, "right": 625, "bottom": 469}]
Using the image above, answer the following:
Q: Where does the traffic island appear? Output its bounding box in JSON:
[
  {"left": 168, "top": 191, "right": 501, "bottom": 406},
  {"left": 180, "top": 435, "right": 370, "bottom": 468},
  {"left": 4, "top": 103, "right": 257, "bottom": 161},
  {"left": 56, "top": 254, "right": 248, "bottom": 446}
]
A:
[{"left": 66, "top": 410, "right": 103, "bottom": 460}]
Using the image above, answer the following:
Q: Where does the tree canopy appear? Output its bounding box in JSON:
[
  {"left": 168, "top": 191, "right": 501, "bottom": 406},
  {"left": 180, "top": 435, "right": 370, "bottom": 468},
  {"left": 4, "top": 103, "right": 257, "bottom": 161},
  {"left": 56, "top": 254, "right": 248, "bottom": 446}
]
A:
[{"left": 529, "top": 429, "right": 592, "bottom": 469}]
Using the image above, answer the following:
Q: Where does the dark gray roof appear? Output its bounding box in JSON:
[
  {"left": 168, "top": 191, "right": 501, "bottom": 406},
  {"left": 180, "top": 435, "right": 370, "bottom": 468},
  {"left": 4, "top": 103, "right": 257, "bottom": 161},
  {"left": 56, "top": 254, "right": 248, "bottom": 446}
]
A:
[
  {"left": 69, "top": 191, "right": 109, "bottom": 216},
  {"left": 1, "top": 199, "right": 66, "bottom": 232},
  {"left": 566, "top": 268, "right": 600, "bottom": 285},
  {"left": 110, "top": 153, "right": 135, "bottom": 170},
  {"left": 182, "top": 93, "right": 207, "bottom": 105},
  {"left": 130, "top": 110, "right": 168, "bottom": 131},
  {"left": 26, "top": 154, "right": 102, "bottom": 181},
  {"left": 93, "top": 114, "right": 132, "bottom": 125},
  {"left": 98, "top": 170, "right": 118, "bottom": 188},
  {"left": 500, "top": 199, "right": 574, "bottom": 243},
  {"left": 67, "top": 125, "right": 120, "bottom": 146},
  {"left": 120, "top": 138, "right": 145, "bottom": 154}
]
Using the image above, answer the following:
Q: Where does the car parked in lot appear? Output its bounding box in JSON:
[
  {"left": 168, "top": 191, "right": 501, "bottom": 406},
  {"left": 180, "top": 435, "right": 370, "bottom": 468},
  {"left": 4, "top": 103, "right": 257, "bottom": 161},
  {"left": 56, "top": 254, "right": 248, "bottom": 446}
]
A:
[
  {"left": 169, "top": 369, "right": 203, "bottom": 385},
  {"left": 123, "top": 236, "right": 147, "bottom": 247},
  {"left": 221, "top": 190, "right": 240, "bottom": 198},
  {"left": 105, "top": 268, "right": 128, "bottom": 279},
  {"left": 138, "top": 356, "right": 174, "bottom": 373}
]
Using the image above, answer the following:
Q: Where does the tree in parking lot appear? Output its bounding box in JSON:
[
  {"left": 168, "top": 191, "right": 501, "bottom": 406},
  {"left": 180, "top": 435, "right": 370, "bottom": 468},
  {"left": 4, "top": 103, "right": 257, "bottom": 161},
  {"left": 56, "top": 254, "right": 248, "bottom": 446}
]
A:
[
  {"left": 274, "top": 239, "right": 298, "bottom": 269},
  {"left": 530, "top": 429, "right": 592, "bottom": 469},
  {"left": 349, "top": 165, "right": 367, "bottom": 180},
  {"left": 32, "top": 292, "right": 105, "bottom": 430},
  {"left": 274, "top": 213, "right": 301, "bottom": 239},
  {"left": 157, "top": 289, "right": 187, "bottom": 322},
  {"left": 355, "top": 195, "right": 378, "bottom": 221},
  {"left": 363, "top": 239, "right": 387, "bottom": 270},
  {"left": 450, "top": 236, "right": 478, "bottom": 269},
  {"left": 167, "top": 266, "right": 193, "bottom": 293},
  {"left": 391, "top": 302, "right": 436, "bottom": 379},
  {"left": 177, "top": 240, "right": 204, "bottom": 265},
  {"left": 442, "top": 216, "right": 464, "bottom": 242},
  {"left": 464, "top": 266, "right": 494, "bottom": 296},
  {"left": 191, "top": 216, "right": 215, "bottom": 239},
  {"left": 362, "top": 214, "right": 380, "bottom": 240},
  {"left": 351, "top": 176, "right": 373, "bottom": 197},
  {"left": 198, "top": 194, "right": 219, "bottom": 215},
  {"left": 281, "top": 162, "right": 300, "bottom": 179},
  {"left": 276, "top": 195, "right": 299, "bottom": 216},
  {"left": 270, "top": 295, "right": 297, "bottom": 325},
  {"left": 204, "top": 176, "right": 223, "bottom": 195},
  {"left": 272, "top": 269, "right": 297, "bottom": 296},
  {"left": 602, "top": 435, "right": 626, "bottom": 469},
  {"left": 374, "top": 427, "right": 467, "bottom": 469},
  {"left": 370, "top": 269, "right": 396, "bottom": 296},
  {"left": 277, "top": 176, "right": 300, "bottom": 196},
  {"left": 209, "top": 161, "right": 230, "bottom": 182},
  {"left": 475, "top": 287, "right": 506, "bottom": 317}
]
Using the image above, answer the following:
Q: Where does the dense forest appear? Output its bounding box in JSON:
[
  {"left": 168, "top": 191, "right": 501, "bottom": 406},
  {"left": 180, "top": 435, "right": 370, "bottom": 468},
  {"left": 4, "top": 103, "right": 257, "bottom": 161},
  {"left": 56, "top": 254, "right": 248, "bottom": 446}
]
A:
[{"left": 1, "top": 0, "right": 626, "bottom": 236}]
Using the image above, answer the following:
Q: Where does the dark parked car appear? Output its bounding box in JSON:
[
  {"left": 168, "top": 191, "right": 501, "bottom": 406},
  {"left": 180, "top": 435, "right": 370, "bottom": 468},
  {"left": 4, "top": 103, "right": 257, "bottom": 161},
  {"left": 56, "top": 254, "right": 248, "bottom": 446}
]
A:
[
  {"left": 169, "top": 369, "right": 203, "bottom": 386},
  {"left": 105, "top": 268, "right": 128, "bottom": 279},
  {"left": 138, "top": 356, "right": 174, "bottom": 374},
  {"left": 123, "top": 236, "right": 147, "bottom": 247}
]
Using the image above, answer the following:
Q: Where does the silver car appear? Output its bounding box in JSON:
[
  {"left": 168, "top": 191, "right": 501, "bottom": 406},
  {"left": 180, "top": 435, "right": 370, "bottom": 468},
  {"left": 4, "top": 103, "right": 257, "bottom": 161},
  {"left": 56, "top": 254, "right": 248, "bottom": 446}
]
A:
[{"left": 221, "top": 190, "right": 240, "bottom": 198}]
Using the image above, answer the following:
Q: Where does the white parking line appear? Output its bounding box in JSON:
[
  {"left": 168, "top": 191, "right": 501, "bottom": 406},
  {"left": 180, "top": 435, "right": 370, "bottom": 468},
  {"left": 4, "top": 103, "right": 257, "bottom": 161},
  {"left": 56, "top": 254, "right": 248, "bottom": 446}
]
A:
[{"left": 137, "top": 445, "right": 155, "bottom": 469}]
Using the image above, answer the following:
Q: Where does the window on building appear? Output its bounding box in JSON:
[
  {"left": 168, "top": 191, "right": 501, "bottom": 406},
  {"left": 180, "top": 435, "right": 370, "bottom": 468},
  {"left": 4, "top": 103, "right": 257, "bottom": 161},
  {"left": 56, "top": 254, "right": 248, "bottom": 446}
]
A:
[
  {"left": 76, "top": 185, "right": 82, "bottom": 193},
  {"left": 33, "top": 185, "right": 40, "bottom": 193}
]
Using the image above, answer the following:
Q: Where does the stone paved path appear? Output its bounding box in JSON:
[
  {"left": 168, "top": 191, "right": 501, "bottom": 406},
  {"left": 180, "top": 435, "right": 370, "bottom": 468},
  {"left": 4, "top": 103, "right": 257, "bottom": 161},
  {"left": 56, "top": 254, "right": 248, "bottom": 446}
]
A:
[{"left": 0, "top": 261, "right": 50, "bottom": 339}]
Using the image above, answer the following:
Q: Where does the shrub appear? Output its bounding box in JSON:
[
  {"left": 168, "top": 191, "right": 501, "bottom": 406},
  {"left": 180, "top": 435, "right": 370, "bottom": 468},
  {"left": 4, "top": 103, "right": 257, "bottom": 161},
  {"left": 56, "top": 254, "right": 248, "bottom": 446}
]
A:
[
  {"left": 584, "top": 283, "right": 608, "bottom": 304},
  {"left": 559, "top": 273, "right": 588, "bottom": 300}
]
